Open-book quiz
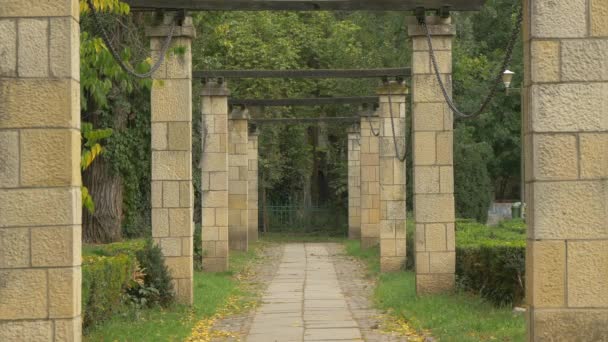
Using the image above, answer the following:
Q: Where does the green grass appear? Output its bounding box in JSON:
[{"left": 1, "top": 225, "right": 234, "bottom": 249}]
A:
[
  {"left": 345, "top": 240, "right": 526, "bottom": 342},
  {"left": 84, "top": 243, "right": 260, "bottom": 342}
]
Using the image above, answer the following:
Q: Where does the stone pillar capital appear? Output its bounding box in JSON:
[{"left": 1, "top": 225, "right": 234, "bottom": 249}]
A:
[
  {"left": 406, "top": 16, "right": 455, "bottom": 37},
  {"left": 248, "top": 124, "right": 260, "bottom": 136},
  {"left": 230, "top": 107, "right": 250, "bottom": 120},
  {"left": 146, "top": 13, "right": 196, "bottom": 39},
  {"left": 376, "top": 81, "right": 409, "bottom": 96},
  {"left": 200, "top": 81, "right": 230, "bottom": 97},
  {"left": 346, "top": 122, "right": 361, "bottom": 134}
]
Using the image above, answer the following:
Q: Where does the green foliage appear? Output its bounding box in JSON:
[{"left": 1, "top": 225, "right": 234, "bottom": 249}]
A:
[
  {"left": 82, "top": 254, "right": 136, "bottom": 330},
  {"left": 83, "top": 239, "right": 146, "bottom": 257},
  {"left": 454, "top": 126, "right": 494, "bottom": 222},
  {"left": 194, "top": 223, "right": 203, "bottom": 271},
  {"left": 80, "top": 122, "right": 113, "bottom": 214},
  {"left": 135, "top": 241, "right": 175, "bottom": 307},
  {"left": 346, "top": 240, "right": 525, "bottom": 342},
  {"left": 456, "top": 219, "right": 526, "bottom": 306}
]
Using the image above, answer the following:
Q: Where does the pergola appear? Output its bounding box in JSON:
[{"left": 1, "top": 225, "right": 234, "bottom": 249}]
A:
[{"left": 1, "top": 0, "right": 607, "bottom": 341}]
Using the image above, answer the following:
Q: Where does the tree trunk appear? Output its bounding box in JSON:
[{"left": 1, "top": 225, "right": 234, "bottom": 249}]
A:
[{"left": 82, "top": 156, "right": 124, "bottom": 243}]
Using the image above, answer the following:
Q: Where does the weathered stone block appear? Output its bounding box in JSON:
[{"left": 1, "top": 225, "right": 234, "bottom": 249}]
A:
[
  {"left": 413, "top": 132, "right": 436, "bottom": 165},
  {"left": 416, "top": 252, "right": 430, "bottom": 273},
  {"left": 425, "top": 224, "right": 446, "bottom": 252},
  {"left": 182, "top": 237, "right": 193, "bottom": 256},
  {"left": 532, "top": 134, "right": 578, "bottom": 180},
  {"left": 161, "top": 238, "right": 182, "bottom": 257},
  {"left": 562, "top": 39, "right": 608, "bottom": 81},
  {"left": 436, "top": 132, "right": 453, "bottom": 165},
  {"left": 177, "top": 278, "right": 193, "bottom": 304},
  {"left": 202, "top": 153, "right": 227, "bottom": 172},
  {"left": 152, "top": 151, "right": 191, "bottom": 180},
  {"left": 204, "top": 190, "right": 227, "bottom": 209},
  {"left": 414, "top": 166, "right": 440, "bottom": 194},
  {"left": 412, "top": 75, "right": 446, "bottom": 103},
  {"left": 531, "top": 181, "right": 607, "bottom": 239},
  {"left": 0, "top": 79, "right": 78, "bottom": 129},
  {"left": 0, "top": 321, "right": 52, "bottom": 341},
  {"left": 209, "top": 172, "right": 228, "bottom": 191},
  {"left": 567, "top": 240, "right": 608, "bottom": 307},
  {"left": 526, "top": 240, "right": 565, "bottom": 307},
  {"left": 151, "top": 79, "right": 192, "bottom": 122},
  {"left": 580, "top": 133, "right": 608, "bottom": 179},
  {"left": 229, "top": 181, "right": 248, "bottom": 196},
  {"left": 164, "top": 256, "right": 193, "bottom": 279},
  {"left": 414, "top": 194, "right": 454, "bottom": 223},
  {"left": 203, "top": 257, "right": 228, "bottom": 273},
  {"left": 162, "top": 181, "right": 180, "bottom": 208},
  {"left": 380, "top": 239, "right": 396, "bottom": 256},
  {"left": 151, "top": 122, "right": 167, "bottom": 150},
  {"left": 31, "top": 226, "right": 80, "bottom": 267},
  {"left": 413, "top": 103, "right": 445, "bottom": 131},
  {"left": 0, "top": 0, "right": 78, "bottom": 18},
  {"left": 380, "top": 256, "right": 404, "bottom": 273},
  {"left": 591, "top": 0, "right": 608, "bottom": 37},
  {"left": 0, "top": 228, "right": 29, "bottom": 267},
  {"left": 0, "top": 269, "right": 47, "bottom": 319},
  {"left": 48, "top": 267, "right": 81, "bottom": 318},
  {"left": 50, "top": 17, "right": 79, "bottom": 79},
  {"left": 429, "top": 251, "right": 455, "bottom": 273},
  {"left": 18, "top": 18, "right": 48, "bottom": 77},
  {"left": 54, "top": 317, "right": 81, "bottom": 342},
  {"left": 530, "top": 83, "right": 608, "bottom": 132},
  {"left": 412, "top": 36, "right": 451, "bottom": 51},
  {"left": 168, "top": 122, "right": 191, "bottom": 151},
  {"left": 169, "top": 208, "right": 192, "bottom": 237},
  {"left": 530, "top": 40, "right": 560, "bottom": 83},
  {"left": 20, "top": 129, "right": 80, "bottom": 187},
  {"left": 0, "top": 19, "right": 17, "bottom": 77},
  {"left": 0, "top": 188, "right": 80, "bottom": 228},
  {"left": 531, "top": 309, "right": 608, "bottom": 341},
  {"left": 180, "top": 181, "right": 192, "bottom": 207},
  {"left": 152, "top": 208, "right": 169, "bottom": 237},
  {"left": 531, "top": 0, "right": 587, "bottom": 38},
  {"left": 413, "top": 51, "right": 430, "bottom": 74},
  {"left": 0, "top": 130, "right": 18, "bottom": 188},
  {"left": 439, "top": 166, "right": 453, "bottom": 194}
]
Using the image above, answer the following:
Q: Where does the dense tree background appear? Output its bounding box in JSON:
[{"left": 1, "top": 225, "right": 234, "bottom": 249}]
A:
[{"left": 80, "top": 0, "right": 523, "bottom": 241}]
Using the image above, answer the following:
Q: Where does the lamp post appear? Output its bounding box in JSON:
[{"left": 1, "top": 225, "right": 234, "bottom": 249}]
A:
[{"left": 502, "top": 70, "right": 525, "bottom": 220}]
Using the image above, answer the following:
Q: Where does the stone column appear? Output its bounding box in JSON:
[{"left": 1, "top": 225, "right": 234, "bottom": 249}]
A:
[
  {"left": 248, "top": 125, "right": 260, "bottom": 243},
  {"left": 200, "top": 81, "right": 230, "bottom": 272},
  {"left": 0, "top": 1, "right": 82, "bottom": 340},
  {"left": 228, "top": 107, "right": 250, "bottom": 251},
  {"left": 378, "top": 82, "right": 408, "bottom": 272},
  {"left": 524, "top": 0, "right": 608, "bottom": 340},
  {"left": 148, "top": 14, "right": 195, "bottom": 304},
  {"left": 409, "top": 17, "right": 456, "bottom": 294},
  {"left": 359, "top": 108, "right": 381, "bottom": 248},
  {"left": 347, "top": 123, "right": 361, "bottom": 240}
]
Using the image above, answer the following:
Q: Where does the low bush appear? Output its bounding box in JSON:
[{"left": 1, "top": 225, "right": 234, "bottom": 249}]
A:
[
  {"left": 134, "top": 240, "right": 174, "bottom": 307},
  {"left": 82, "top": 254, "right": 136, "bottom": 329},
  {"left": 405, "top": 219, "right": 526, "bottom": 306}
]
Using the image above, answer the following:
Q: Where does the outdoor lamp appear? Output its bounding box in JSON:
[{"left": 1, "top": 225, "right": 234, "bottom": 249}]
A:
[{"left": 502, "top": 70, "right": 515, "bottom": 89}]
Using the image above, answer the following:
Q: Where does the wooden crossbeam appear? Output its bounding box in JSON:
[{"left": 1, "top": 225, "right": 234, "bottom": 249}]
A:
[
  {"left": 194, "top": 68, "right": 410, "bottom": 79},
  {"left": 251, "top": 117, "right": 359, "bottom": 124},
  {"left": 125, "top": 0, "right": 486, "bottom": 12},
  {"left": 229, "top": 97, "right": 378, "bottom": 106}
]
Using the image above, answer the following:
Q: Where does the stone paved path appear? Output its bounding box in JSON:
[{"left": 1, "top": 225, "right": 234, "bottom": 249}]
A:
[{"left": 246, "top": 243, "right": 362, "bottom": 342}]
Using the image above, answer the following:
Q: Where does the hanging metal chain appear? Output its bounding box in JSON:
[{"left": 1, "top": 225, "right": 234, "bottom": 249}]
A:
[
  {"left": 86, "top": 0, "right": 176, "bottom": 79},
  {"left": 364, "top": 113, "right": 381, "bottom": 137},
  {"left": 386, "top": 84, "right": 408, "bottom": 162},
  {"left": 422, "top": 5, "right": 523, "bottom": 119}
]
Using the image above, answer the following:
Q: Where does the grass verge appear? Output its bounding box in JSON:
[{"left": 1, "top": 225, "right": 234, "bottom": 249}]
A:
[
  {"left": 344, "top": 240, "right": 526, "bottom": 342},
  {"left": 84, "top": 242, "right": 261, "bottom": 342}
]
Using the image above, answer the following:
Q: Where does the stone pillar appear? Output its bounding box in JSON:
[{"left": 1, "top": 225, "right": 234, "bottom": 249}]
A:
[
  {"left": 200, "top": 81, "right": 230, "bottom": 272},
  {"left": 409, "top": 17, "right": 456, "bottom": 294},
  {"left": 248, "top": 125, "right": 259, "bottom": 243},
  {"left": 347, "top": 123, "right": 361, "bottom": 240},
  {"left": 524, "top": 0, "right": 608, "bottom": 340},
  {"left": 378, "top": 82, "right": 408, "bottom": 272},
  {"left": 359, "top": 108, "right": 381, "bottom": 248},
  {"left": 228, "top": 107, "right": 250, "bottom": 251},
  {"left": 148, "top": 14, "right": 195, "bottom": 304},
  {"left": 0, "top": 1, "right": 82, "bottom": 340}
]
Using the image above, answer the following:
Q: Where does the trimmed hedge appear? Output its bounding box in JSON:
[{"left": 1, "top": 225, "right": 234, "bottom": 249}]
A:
[
  {"left": 406, "top": 219, "right": 526, "bottom": 306},
  {"left": 82, "top": 254, "right": 136, "bottom": 329}
]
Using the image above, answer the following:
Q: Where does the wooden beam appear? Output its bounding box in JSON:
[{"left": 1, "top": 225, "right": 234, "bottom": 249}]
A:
[
  {"left": 229, "top": 97, "right": 378, "bottom": 106},
  {"left": 194, "top": 68, "right": 410, "bottom": 79},
  {"left": 251, "top": 116, "right": 359, "bottom": 124},
  {"left": 125, "top": 0, "right": 486, "bottom": 12}
]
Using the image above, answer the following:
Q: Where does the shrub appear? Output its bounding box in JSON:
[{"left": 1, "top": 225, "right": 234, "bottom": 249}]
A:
[
  {"left": 405, "top": 218, "right": 526, "bottom": 306},
  {"left": 82, "top": 254, "right": 136, "bottom": 329},
  {"left": 456, "top": 220, "right": 526, "bottom": 306},
  {"left": 135, "top": 240, "right": 174, "bottom": 307}
]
